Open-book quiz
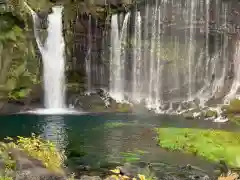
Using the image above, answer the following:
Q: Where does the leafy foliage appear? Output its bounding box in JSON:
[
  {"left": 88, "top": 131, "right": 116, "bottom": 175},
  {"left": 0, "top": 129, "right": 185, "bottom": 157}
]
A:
[
  {"left": 155, "top": 128, "right": 240, "bottom": 167},
  {"left": 4, "top": 134, "right": 66, "bottom": 173},
  {"left": 0, "top": 2, "right": 40, "bottom": 100},
  {"left": 119, "top": 150, "right": 147, "bottom": 163}
]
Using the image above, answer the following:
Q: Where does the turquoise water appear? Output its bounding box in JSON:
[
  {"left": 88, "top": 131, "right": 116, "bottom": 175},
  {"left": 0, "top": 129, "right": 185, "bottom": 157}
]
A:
[{"left": 0, "top": 112, "right": 238, "bottom": 176}]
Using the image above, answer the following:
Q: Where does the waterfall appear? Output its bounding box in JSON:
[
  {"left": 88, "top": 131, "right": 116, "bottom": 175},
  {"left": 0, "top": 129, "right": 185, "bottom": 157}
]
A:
[
  {"left": 142, "top": 3, "right": 149, "bottom": 100},
  {"left": 25, "top": 0, "right": 240, "bottom": 115},
  {"left": 132, "top": 11, "right": 142, "bottom": 102},
  {"left": 85, "top": 15, "right": 92, "bottom": 94},
  {"left": 110, "top": 14, "right": 122, "bottom": 101},
  {"left": 225, "top": 40, "right": 240, "bottom": 102},
  {"left": 25, "top": 3, "right": 70, "bottom": 113},
  {"left": 198, "top": 0, "right": 210, "bottom": 107},
  {"left": 28, "top": 6, "right": 65, "bottom": 109},
  {"left": 42, "top": 6, "right": 65, "bottom": 109},
  {"left": 146, "top": 4, "right": 158, "bottom": 109},
  {"left": 154, "top": 7, "right": 162, "bottom": 111},
  {"left": 109, "top": 13, "right": 130, "bottom": 102},
  {"left": 187, "top": 0, "right": 197, "bottom": 101}
]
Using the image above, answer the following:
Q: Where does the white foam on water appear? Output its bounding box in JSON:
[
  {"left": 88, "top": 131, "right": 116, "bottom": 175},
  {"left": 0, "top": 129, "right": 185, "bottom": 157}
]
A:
[{"left": 24, "top": 108, "right": 79, "bottom": 115}]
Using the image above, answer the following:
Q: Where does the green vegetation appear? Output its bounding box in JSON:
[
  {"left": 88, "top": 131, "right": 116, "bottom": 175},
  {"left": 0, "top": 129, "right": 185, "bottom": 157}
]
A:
[
  {"left": 222, "top": 99, "right": 240, "bottom": 114},
  {"left": 1, "top": 134, "right": 65, "bottom": 173},
  {"left": 120, "top": 149, "right": 147, "bottom": 163},
  {"left": 222, "top": 99, "right": 240, "bottom": 125},
  {"left": 155, "top": 128, "right": 240, "bottom": 167},
  {"left": 204, "top": 110, "right": 218, "bottom": 118},
  {"left": 0, "top": 177, "right": 13, "bottom": 180},
  {"left": 0, "top": 1, "right": 40, "bottom": 101},
  {"left": 227, "top": 115, "right": 240, "bottom": 126},
  {"left": 0, "top": 0, "right": 135, "bottom": 101}
]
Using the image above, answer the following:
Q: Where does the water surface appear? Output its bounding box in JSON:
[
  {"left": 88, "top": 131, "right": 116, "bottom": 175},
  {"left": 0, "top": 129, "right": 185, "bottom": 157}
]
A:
[{"left": 0, "top": 112, "right": 238, "bottom": 176}]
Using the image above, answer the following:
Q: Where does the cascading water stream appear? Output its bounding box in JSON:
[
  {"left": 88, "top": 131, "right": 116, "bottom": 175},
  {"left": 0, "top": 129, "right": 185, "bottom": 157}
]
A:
[
  {"left": 154, "top": 7, "right": 162, "bottom": 112},
  {"left": 225, "top": 39, "right": 240, "bottom": 102},
  {"left": 85, "top": 15, "right": 92, "bottom": 94},
  {"left": 26, "top": 5, "right": 66, "bottom": 110},
  {"left": 25, "top": 0, "right": 240, "bottom": 118},
  {"left": 110, "top": 15, "right": 122, "bottom": 101},
  {"left": 42, "top": 6, "right": 66, "bottom": 109},
  {"left": 109, "top": 13, "right": 130, "bottom": 102},
  {"left": 24, "top": 3, "right": 77, "bottom": 113},
  {"left": 187, "top": 0, "right": 197, "bottom": 101},
  {"left": 132, "top": 11, "right": 142, "bottom": 103},
  {"left": 23, "top": 2, "right": 43, "bottom": 53},
  {"left": 146, "top": 4, "right": 158, "bottom": 109}
]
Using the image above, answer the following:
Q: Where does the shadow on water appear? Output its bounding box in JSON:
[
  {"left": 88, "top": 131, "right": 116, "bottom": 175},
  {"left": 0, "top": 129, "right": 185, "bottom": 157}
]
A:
[{"left": 0, "top": 112, "right": 239, "bottom": 177}]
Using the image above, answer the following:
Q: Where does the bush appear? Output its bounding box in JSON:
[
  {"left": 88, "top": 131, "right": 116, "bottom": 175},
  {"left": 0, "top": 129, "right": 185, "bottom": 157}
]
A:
[{"left": 4, "top": 134, "right": 66, "bottom": 173}]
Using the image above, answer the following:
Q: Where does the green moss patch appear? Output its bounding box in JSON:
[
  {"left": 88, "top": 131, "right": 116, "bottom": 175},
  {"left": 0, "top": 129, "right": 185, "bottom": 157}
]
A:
[
  {"left": 204, "top": 110, "right": 218, "bottom": 118},
  {"left": 155, "top": 128, "right": 240, "bottom": 167},
  {"left": 223, "top": 99, "right": 240, "bottom": 114},
  {"left": 119, "top": 149, "right": 147, "bottom": 163},
  {"left": 226, "top": 114, "right": 240, "bottom": 126}
]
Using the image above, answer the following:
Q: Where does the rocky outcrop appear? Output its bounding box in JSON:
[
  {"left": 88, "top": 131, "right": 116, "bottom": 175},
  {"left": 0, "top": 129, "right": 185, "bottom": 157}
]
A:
[{"left": 0, "top": 148, "right": 67, "bottom": 180}]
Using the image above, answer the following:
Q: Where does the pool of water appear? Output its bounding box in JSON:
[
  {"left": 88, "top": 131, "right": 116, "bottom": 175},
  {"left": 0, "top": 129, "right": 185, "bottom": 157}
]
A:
[{"left": 0, "top": 112, "right": 238, "bottom": 178}]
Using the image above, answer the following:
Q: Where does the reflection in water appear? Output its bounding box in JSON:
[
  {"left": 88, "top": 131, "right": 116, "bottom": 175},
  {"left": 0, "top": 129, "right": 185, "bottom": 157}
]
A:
[
  {"left": 0, "top": 113, "right": 240, "bottom": 172},
  {"left": 41, "top": 116, "right": 68, "bottom": 150}
]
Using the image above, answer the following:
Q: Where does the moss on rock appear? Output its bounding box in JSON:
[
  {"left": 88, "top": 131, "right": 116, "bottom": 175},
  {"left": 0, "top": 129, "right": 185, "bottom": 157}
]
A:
[
  {"left": 226, "top": 114, "right": 240, "bottom": 126},
  {"left": 115, "top": 103, "right": 132, "bottom": 113},
  {"left": 204, "top": 110, "right": 218, "bottom": 118},
  {"left": 220, "top": 99, "right": 240, "bottom": 125},
  {"left": 222, "top": 99, "right": 240, "bottom": 114},
  {"left": 155, "top": 128, "right": 240, "bottom": 167}
]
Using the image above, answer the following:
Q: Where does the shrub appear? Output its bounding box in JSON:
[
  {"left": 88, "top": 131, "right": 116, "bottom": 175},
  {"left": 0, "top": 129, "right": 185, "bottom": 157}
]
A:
[{"left": 5, "top": 134, "right": 66, "bottom": 173}]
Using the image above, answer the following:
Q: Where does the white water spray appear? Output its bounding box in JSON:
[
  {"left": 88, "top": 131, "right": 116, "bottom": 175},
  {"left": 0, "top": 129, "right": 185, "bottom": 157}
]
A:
[
  {"left": 42, "top": 7, "right": 65, "bottom": 109},
  {"left": 109, "top": 13, "right": 130, "bottom": 102},
  {"left": 25, "top": 3, "right": 67, "bottom": 111},
  {"left": 132, "top": 11, "right": 142, "bottom": 102},
  {"left": 146, "top": 5, "right": 158, "bottom": 109}
]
